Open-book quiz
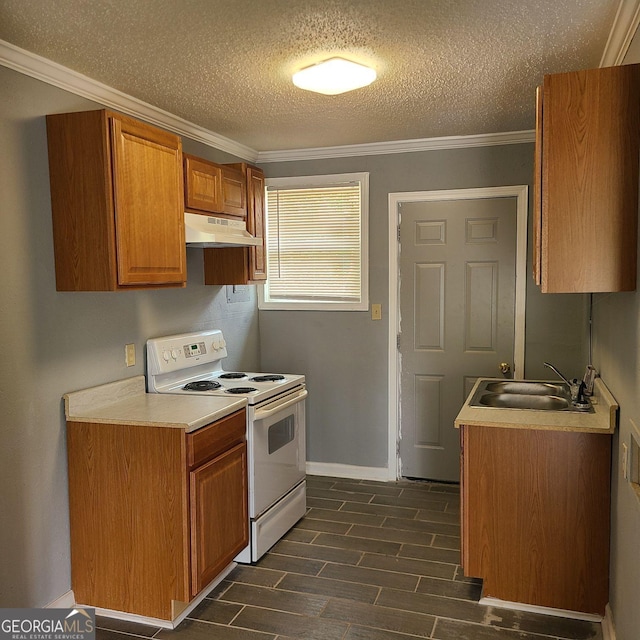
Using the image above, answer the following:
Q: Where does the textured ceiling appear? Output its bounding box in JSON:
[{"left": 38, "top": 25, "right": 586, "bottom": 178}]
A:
[{"left": 0, "top": 0, "right": 623, "bottom": 152}]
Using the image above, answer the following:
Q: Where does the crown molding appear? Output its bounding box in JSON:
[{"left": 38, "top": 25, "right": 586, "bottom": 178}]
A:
[
  {"left": 2, "top": 0, "right": 638, "bottom": 165},
  {"left": 0, "top": 39, "right": 258, "bottom": 162},
  {"left": 0, "top": 39, "right": 533, "bottom": 165},
  {"left": 600, "top": 0, "right": 640, "bottom": 66},
  {"left": 256, "top": 130, "right": 535, "bottom": 163}
]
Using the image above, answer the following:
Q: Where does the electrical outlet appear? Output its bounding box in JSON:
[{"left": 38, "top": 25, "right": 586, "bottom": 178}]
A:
[
  {"left": 622, "top": 442, "right": 628, "bottom": 479},
  {"left": 371, "top": 303, "right": 382, "bottom": 320},
  {"left": 125, "top": 343, "right": 136, "bottom": 367},
  {"left": 226, "top": 284, "right": 250, "bottom": 303}
]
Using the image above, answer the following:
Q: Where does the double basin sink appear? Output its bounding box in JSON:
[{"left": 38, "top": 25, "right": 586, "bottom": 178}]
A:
[{"left": 469, "top": 380, "right": 592, "bottom": 412}]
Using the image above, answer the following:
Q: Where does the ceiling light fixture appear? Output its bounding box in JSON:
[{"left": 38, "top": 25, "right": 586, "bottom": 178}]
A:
[{"left": 292, "top": 57, "right": 377, "bottom": 95}]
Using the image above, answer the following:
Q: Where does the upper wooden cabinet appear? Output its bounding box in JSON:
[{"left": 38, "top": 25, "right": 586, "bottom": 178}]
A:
[
  {"left": 534, "top": 64, "right": 640, "bottom": 293},
  {"left": 203, "top": 164, "right": 267, "bottom": 284},
  {"left": 184, "top": 154, "right": 247, "bottom": 219},
  {"left": 46, "top": 110, "right": 187, "bottom": 291},
  {"left": 244, "top": 164, "right": 267, "bottom": 281}
]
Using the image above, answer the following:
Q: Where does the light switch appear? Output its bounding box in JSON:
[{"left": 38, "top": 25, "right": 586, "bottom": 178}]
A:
[
  {"left": 371, "top": 304, "right": 382, "bottom": 320},
  {"left": 125, "top": 343, "right": 136, "bottom": 367}
]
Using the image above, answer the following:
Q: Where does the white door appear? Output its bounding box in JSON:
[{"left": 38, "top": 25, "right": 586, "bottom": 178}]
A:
[{"left": 394, "top": 187, "right": 526, "bottom": 482}]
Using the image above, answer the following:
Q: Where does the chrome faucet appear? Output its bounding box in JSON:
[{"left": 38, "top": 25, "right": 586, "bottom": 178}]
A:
[{"left": 543, "top": 362, "right": 587, "bottom": 406}]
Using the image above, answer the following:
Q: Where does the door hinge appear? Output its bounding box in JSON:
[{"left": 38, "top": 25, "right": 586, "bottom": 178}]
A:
[
  {"left": 397, "top": 334, "right": 401, "bottom": 350},
  {"left": 397, "top": 225, "right": 401, "bottom": 242}
]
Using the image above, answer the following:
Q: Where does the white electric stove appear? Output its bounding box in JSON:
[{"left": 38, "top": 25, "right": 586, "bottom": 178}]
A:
[{"left": 146, "top": 329, "right": 307, "bottom": 563}]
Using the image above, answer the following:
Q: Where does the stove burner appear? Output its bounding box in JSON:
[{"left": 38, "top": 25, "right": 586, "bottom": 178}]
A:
[
  {"left": 219, "top": 372, "right": 247, "bottom": 379},
  {"left": 183, "top": 380, "right": 222, "bottom": 391},
  {"left": 225, "top": 387, "right": 258, "bottom": 394},
  {"left": 250, "top": 375, "right": 286, "bottom": 382}
]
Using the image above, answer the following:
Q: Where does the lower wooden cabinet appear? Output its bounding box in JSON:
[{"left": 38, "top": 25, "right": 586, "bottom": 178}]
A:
[
  {"left": 67, "top": 409, "right": 247, "bottom": 621},
  {"left": 460, "top": 424, "right": 611, "bottom": 616}
]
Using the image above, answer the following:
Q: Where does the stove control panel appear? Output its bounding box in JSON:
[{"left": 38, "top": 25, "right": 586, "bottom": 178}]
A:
[
  {"left": 147, "top": 330, "right": 228, "bottom": 375},
  {"left": 185, "top": 341, "right": 206, "bottom": 358}
]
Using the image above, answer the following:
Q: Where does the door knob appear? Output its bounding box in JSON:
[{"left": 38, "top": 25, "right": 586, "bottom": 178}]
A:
[{"left": 499, "top": 362, "right": 511, "bottom": 374}]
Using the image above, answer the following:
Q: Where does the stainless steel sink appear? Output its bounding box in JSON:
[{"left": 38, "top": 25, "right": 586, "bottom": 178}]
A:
[
  {"left": 469, "top": 379, "right": 593, "bottom": 412},
  {"left": 475, "top": 393, "right": 571, "bottom": 411},
  {"left": 483, "top": 381, "right": 566, "bottom": 396}
]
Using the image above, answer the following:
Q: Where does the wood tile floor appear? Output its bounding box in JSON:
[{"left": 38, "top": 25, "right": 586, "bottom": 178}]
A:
[{"left": 97, "top": 476, "right": 603, "bottom": 640}]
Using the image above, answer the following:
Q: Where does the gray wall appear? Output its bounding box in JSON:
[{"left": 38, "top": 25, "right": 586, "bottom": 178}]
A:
[
  {"left": 259, "top": 149, "right": 589, "bottom": 470},
  {"left": 593, "top": 290, "right": 640, "bottom": 639},
  {"left": 0, "top": 66, "right": 260, "bottom": 608}
]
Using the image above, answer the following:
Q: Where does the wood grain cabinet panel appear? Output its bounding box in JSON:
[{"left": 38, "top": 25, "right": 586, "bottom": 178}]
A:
[
  {"left": 184, "top": 154, "right": 222, "bottom": 212},
  {"left": 245, "top": 165, "right": 267, "bottom": 281},
  {"left": 220, "top": 165, "right": 247, "bottom": 218},
  {"left": 186, "top": 409, "right": 245, "bottom": 468},
  {"left": 204, "top": 164, "right": 267, "bottom": 285},
  {"left": 535, "top": 64, "right": 640, "bottom": 293},
  {"left": 190, "top": 442, "right": 248, "bottom": 595},
  {"left": 46, "top": 109, "right": 186, "bottom": 291},
  {"left": 183, "top": 154, "right": 246, "bottom": 219},
  {"left": 67, "top": 409, "right": 248, "bottom": 621},
  {"left": 67, "top": 423, "right": 190, "bottom": 620},
  {"left": 460, "top": 424, "right": 611, "bottom": 615}
]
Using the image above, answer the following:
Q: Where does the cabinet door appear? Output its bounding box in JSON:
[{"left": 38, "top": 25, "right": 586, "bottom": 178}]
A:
[
  {"left": 190, "top": 442, "right": 248, "bottom": 596},
  {"left": 220, "top": 165, "right": 247, "bottom": 218},
  {"left": 247, "top": 167, "right": 267, "bottom": 281},
  {"left": 110, "top": 116, "right": 186, "bottom": 286},
  {"left": 538, "top": 64, "right": 640, "bottom": 293},
  {"left": 184, "top": 154, "right": 222, "bottom": 213}
]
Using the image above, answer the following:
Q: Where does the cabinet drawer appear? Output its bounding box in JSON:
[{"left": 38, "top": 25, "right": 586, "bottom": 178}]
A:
[{"left": 186, "top": 409, "right": 246, "bottom": 469}]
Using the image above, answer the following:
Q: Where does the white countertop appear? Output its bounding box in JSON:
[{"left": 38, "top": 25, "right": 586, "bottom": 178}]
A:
[
  {"left": 454, "top": 377, "right": 618, "bottom": 434},
  {"left": 64, "top": 375, "right": 247, "bottom": 432}
]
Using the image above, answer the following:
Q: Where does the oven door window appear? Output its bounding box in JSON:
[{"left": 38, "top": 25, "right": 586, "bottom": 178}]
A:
[{"left": 268, "top": 415, "right": 295, "bottom": 454}]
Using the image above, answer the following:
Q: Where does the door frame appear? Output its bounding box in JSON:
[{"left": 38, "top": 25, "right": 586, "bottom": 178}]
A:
[{"left": 387, "top": 185, "right": 528, "bottom": 480}]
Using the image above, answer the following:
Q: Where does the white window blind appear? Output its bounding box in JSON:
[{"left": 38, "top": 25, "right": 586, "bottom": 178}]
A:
[{"left": 260, "top": 173, "right": 369, "bottom": 311}]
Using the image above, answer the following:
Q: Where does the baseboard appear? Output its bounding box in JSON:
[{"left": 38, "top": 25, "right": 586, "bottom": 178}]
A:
[
  {"left": 479, "top": 597, "right": 603, "bottom": 623},
  {"left": 88, "top": 606, "right": 173, "bottom": 629},
  {"left": 602, "top": 604, "right": 616, "bottom": 640},
  {"left": 45, "top": 590, "right": 75, "bottom": 609},
  {"left": 78, "top": 563, "right": 235, "bottom": 629},
  {"left": 306, "top": 462, "right": 392, "bottom": 481}
]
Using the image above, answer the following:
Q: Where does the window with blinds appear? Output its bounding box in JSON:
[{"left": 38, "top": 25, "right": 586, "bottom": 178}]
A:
[{"left": 259, "top": 173, "right": 369, "bottom": 310}]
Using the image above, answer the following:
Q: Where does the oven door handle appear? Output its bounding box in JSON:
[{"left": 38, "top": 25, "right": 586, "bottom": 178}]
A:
[{"left": 254, "top": 389, "right": 308, "bottom": 420}]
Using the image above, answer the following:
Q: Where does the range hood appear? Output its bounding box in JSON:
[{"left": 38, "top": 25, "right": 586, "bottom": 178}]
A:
[{"left": 185, "top": 212, "right": 262, "bottom": 248}]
